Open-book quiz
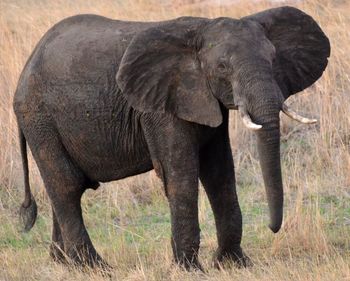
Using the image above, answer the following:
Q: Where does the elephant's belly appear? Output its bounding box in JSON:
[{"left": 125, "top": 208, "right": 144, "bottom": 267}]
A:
[
  {"left": 62, "top": 131, "right": 154, "bottom": 182},
  {"left": 87, "top": 156, "right": 154, "bottom": 183},
  {"left": 54, "top": 110, "right": 154, "bottom": 182}
]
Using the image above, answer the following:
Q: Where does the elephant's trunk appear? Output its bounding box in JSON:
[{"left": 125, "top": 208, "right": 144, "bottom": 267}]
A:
[
  {"left": 240, "top": 74, "right": 284, "bottom": 233},
  {"left": 256, "top": 124, "right": 283, "bottom": 233}
]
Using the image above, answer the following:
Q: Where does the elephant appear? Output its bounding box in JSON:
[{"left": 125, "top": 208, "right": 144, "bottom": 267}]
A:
[{"left": 13, "top": 6, "right": 330, "bottom": 270}]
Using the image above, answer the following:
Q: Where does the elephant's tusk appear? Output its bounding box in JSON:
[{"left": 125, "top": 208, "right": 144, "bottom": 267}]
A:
[
  {"left": 282, "top": 104, "right": 317, "bottom": 124},
  {"left": 239, "top": 107, "right": 262, "bottom": 130}
]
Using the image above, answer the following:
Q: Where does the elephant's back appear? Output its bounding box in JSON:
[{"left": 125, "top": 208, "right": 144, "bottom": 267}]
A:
[
  {"left": 13, "top": 14, "right": 151, "bottom": 112},
  {"left": 40, "top": 15, "right": 149, "bottom": 87}
]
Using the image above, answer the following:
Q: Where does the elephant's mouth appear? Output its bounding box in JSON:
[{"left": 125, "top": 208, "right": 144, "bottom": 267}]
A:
[{"left": 225, "top": 104, "right": 238, "bottom": 110}]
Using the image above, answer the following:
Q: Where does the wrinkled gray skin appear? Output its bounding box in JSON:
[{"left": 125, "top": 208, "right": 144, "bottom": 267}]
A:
[{"left": 14, "top": 6, "right": 330, "bottom": 270}]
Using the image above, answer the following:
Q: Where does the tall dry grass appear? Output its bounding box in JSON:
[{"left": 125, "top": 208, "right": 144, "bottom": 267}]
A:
[{"left": 0, "top": 0, "right": 349, "bottom": 280}]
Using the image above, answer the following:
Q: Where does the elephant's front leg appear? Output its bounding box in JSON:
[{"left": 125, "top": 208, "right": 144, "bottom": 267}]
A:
[
  {"left": 166, "top": 169, "right": 201, "bottom": 270},
  {"left": 199, "top": 130, "right": 250, "bottom": 268},
  {"left": 143, "top": 119, "right": 202, "bottom": 270}
]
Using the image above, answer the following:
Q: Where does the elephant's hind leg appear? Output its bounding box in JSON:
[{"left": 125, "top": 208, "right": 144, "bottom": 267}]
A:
[
  {"left": 25, "top": 123, "right": 109, "bottom": 270},
  {"left": 49, "top": 207, "right": 66, "bottom": 263}
]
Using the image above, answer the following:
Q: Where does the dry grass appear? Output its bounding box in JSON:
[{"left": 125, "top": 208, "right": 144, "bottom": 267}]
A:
[{"left": 0, "top": 0, "right": 349, "bottom": 280}]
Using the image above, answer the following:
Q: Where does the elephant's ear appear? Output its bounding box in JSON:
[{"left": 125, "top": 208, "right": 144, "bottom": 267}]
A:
[
  {"left": 243, "top": 6, "right": 330, "bottom": 99},
  {"left": 116, "top": 18, "right": 222, "bottom": 127}
]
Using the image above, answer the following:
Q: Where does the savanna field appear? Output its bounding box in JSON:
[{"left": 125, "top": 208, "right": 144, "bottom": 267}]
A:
[{"left": 0, "top": 0, "right": 349, "bottom": 280}]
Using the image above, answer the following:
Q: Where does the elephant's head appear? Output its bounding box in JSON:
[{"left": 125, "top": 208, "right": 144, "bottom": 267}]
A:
[{"left": 116, "top": 6, "right": 330, "bottom": 233}]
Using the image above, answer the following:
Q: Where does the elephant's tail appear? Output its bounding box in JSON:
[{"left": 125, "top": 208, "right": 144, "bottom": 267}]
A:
[{"left": 18, "top": 128, "right": 37, "bottom": 232}]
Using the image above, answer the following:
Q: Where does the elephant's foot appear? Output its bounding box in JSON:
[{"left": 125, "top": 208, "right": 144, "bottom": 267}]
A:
[
  {"left": 213, "top": 247, "right": 252, "bottom": 269},
  {"left": 65, "top": 243, "right": 112, "bottom": 273},
  {"left": 174, "top": 254, "right": 204, "bottom": 272},
  {"left": 50, "top": 242, "right": 67, "bottom": 264}
]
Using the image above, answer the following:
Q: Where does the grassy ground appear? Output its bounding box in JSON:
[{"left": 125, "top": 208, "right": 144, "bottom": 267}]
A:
[{"left": 0, "top": 0, "right": 349, "bottom": 280}]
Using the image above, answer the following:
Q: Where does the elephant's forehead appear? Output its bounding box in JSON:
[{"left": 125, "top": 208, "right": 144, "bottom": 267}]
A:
[{"left": 205, "top": 18, "right": 267, "bottom": 43}]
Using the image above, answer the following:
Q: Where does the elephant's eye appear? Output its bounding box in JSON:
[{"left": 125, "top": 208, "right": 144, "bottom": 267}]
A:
[{"left": 217, "top": 62, "right": 228, "bottom": 73}]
